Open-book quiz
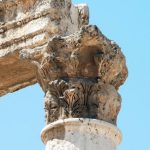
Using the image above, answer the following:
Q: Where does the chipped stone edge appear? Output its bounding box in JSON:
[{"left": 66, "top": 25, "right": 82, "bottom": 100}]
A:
[
  {"left": 0, "top": 77, "right": 37, "bottom": 97},
  {"left": 41, "top": 118, "right": 122, "bottom": 145}
]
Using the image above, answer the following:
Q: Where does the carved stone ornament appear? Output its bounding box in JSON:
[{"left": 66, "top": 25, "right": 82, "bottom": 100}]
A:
[
  {"left": 0, "top": 1, "right": 128, "bottom": 149},
  {"left": 20, "top": 25, "right": 127, "bottom": 125},
  {"left": 44, "top": 78, "right": 121, "bottom": 125},
  {"left": 0, "top": 0, "right": 89, "bottom": 96}
]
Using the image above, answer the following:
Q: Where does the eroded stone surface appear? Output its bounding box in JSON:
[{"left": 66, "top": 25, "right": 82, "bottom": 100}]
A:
[
  {"left": 44, "top": 79, "right": 121, "bottom": 125},
  {"left": 0, "top": 0, "right": 128, "bottom": 126},
  {"left": 20, "top": 25, "right": 127, "bottom": 124},
  {"left": 46, "top": 140, "right": 79, "bottom": 150},
  {"left": 0, "top": 1, "right": 128, "bottom": 149},
  {"left": 0, "top": 0, "right": 89, "bottom": 96},
  {"left": 22, "top": 25, "right": 127, "bottom": 91}
]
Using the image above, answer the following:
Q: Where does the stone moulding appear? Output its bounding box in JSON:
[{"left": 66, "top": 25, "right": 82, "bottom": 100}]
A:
[
  {"left": 41, "top": 118, "right": 122, "bottom": 150},
  {"left": 0, "top": 0, "right": 89, "bottom": 96}
]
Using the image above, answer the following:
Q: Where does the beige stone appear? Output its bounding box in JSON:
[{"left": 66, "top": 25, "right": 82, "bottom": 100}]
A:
[
  {"left": 0, "top": 0, "right": 89, "bottom": 96},
  {"left": 19, "top": 24, "right": 128, "bottom": 125},
  {"left": 41, "top": 118, "right": 122, "bottom": 150},
  {"left": 0, "top": 1, "right": 128, "bottom": 150}
]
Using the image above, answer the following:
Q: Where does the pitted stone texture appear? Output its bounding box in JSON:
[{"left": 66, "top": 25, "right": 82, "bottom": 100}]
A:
[
  {"left": 0, "top": 0, "right": 89, "bottom": 96},
  {"left": 20, "top": 25, "right": 127, "bottom": 125},
  {"left": 46, "top": 139, "right": 79, "bottom": 150},
  {"left": 41, "top": 118, "right": 122, "bottom": 150},
  {"left": 44, "top": 79, "right": 121, "bottom": 125},
  {"left": 24, "top": 25, "right": 127, "bottom": 92}
]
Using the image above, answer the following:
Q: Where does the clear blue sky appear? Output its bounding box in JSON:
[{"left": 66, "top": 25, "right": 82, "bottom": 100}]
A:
[{"left": 0, "top": 0, "right": 150, "bottom": 149}]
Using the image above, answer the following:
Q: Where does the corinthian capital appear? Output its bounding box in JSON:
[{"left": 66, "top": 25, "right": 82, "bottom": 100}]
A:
[{"left": 21, "top": 25, "right": 127, "bottom": 125}]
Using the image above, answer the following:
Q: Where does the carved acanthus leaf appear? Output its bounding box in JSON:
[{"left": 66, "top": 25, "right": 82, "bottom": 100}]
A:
[{"left": 44, "top": 79, "right": 121, "bottom": 125}]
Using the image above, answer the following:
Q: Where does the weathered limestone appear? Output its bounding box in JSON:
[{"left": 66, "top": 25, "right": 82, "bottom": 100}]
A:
[
  {"left": 21, "top": 24, "right": 127, "bottom": 149},
  {"left": 41, "top": 118, "right": 122, "bottom": 150},
  {"left": 21, "top": 24, "right": 127, "bottom": 125},
  {"left": 0, "top": 0, "right": 128, "bottom": 150},
  {"left": 0, "top": 0, "right": 89, "bottom": 96}
]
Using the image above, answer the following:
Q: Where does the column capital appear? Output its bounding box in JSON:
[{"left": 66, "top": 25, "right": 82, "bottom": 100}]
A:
[{"left": 21, "top": 25, "right": 128, "bottom": 125}]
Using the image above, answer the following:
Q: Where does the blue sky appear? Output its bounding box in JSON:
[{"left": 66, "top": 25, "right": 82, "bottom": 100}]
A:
[{"left": 0, "top": 0, "right": 150, "bottom": 149}]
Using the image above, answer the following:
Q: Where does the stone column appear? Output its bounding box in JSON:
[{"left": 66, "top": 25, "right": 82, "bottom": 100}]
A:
[
  {"left": 19, "top": 1, "right": 128, "bottom": 150},
  {"left": 21, "top": 25, "right": 127, "bottom": 150},
  {"left": 0, "top": 0, "right": 127, "bottom": 149},
  {"left": 41, "top": 118, "right": 122, "bottom": 150}
]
